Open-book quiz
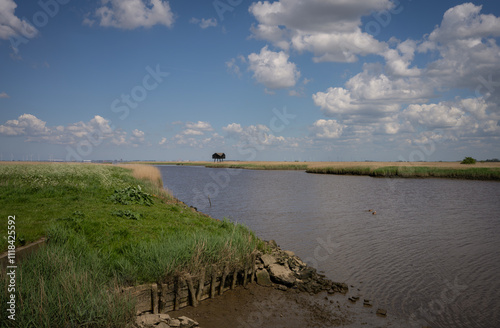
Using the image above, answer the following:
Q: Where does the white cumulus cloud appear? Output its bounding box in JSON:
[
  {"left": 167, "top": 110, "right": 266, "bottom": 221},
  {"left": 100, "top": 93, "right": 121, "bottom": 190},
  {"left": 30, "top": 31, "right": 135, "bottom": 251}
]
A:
[
  {"left": 311, "top": 119, "right": 345, "bottom": 139},
  {"left": 0, "top": 0, "right": 38, "bottom": 40},
  {"left": 248, "top": 46, "right": 300, "bottom": 89},
  {"left": 190, "top": 17, "right": 217, "bottom": 29},
  {"left": 0, "top": 114, "right": 148, "bottom": 146},
  {"left": 249, "top": 0, "right": 392, "bottom": 62},
  {"left": 0, "top": 114, "right": 50, "bottom": 136},
  {"left": 90, "top": 0, "right": 174, "bottom": 29}
]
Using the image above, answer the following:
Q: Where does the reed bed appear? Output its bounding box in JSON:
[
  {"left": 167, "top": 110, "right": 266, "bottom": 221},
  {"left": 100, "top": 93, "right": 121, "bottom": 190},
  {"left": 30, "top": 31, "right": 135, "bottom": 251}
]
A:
[
  {"left": 118, "top": 163, "right": 173, "bottom": 200},
  {"left": 307, "top": 165, "right": 500, "bottom": 180},
  {"left": 142, "top": 160, "right": 500, "bottom": 180}
]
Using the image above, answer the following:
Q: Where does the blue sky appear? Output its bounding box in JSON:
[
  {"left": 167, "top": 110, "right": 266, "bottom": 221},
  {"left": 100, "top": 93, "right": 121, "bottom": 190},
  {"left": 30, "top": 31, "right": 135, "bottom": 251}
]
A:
[{"left": 1, "top": 0, "right": 499, "bottom": 161}]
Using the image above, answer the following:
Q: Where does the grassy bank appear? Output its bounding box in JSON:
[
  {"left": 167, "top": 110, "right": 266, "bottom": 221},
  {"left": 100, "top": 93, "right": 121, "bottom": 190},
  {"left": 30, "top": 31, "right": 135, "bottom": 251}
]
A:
[
  {"left": 306, "top": 165, "right": 500, "bottom": 180},
  {"left": 0, "top": 163, "right": 261, "bottom": 327}
]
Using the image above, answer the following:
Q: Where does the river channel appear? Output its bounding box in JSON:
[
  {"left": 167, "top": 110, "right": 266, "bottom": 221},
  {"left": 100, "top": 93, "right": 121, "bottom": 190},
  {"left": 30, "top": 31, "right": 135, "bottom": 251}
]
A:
[{"left": 158, "top": 165, "right": 500, "bottom": 328}]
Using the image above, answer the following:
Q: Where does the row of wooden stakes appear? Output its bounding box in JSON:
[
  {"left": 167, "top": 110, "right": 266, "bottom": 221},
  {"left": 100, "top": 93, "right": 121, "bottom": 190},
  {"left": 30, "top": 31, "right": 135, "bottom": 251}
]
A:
[{"left": 122, "top": 252, "right": 258, "bottom": 314}]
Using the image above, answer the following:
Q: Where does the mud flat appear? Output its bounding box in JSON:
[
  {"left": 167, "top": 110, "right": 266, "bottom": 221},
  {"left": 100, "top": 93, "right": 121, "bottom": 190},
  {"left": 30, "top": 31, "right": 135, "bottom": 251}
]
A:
[{"left": 167, "top": 240, "right": 407, "bottom": 328}]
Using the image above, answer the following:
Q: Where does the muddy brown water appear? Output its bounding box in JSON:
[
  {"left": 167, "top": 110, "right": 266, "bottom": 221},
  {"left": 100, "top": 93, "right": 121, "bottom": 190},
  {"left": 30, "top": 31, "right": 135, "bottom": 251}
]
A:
[{"left": 158, "top": 165, "right": 500, "bottom": 328}]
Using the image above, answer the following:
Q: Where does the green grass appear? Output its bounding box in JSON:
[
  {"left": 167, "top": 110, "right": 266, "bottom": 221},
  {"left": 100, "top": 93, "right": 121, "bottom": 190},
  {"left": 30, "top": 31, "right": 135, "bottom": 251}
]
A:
[
  {"left": 307, "top": 165, "right": 500, "bottom": 180},
  {"left": 0, "top": 163, "right": 261, "bottom": 327},
  {"left": 306, "top": 166, "right": 372, "bottom": 175}
]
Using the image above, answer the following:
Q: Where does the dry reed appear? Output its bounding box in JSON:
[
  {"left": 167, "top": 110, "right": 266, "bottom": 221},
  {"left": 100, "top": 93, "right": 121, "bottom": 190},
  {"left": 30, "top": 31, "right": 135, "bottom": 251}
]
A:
[
  {"left": 118, "top": 164, "right": 173, "bottom": 200},
  {"left": 118, "top": 164, "right": 163, "bottom": 187}
]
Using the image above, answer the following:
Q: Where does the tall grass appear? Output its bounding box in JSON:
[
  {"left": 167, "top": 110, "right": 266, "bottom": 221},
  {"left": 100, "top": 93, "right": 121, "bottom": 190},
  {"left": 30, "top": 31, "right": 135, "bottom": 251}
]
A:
[
  {"left": 118, "top": 164, "right": 173, "bottom": 201},
  {"left": 0, "top": 163, "right": 262, "bottom": 327},
  {"left": 306, "top": 166, "right": 372, "bottom": 175},
  {"left": 307, "top": 165, "right": 500, "bottom": 180},
  {"left": 118, "top": 164, "right": 163, "bottom": 187},
  {"left": 0, "top": 244, "right": 135, "bottom": 328}
]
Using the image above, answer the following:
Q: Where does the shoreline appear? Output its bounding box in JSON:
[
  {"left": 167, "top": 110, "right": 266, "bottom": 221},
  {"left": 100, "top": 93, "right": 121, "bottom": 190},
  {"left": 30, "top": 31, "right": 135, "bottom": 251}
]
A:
[
  {"left": 166, "top": 240, "right": 408, "bottom": 328},
  {"left": 0, "top": 162, "right": 437, "bottom": 327},
  {"left": 133, "top": 240, "right": 406, "bottom": 328},
  {"left": 2, "top": 162, "right": 385, "bottom": 327},
  {"left": 135, "top": 160, "right": 500, "bottom": 181}
]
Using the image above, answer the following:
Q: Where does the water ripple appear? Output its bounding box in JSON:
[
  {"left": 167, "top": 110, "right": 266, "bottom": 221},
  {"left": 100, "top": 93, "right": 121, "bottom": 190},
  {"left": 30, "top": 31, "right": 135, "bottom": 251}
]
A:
[{"left": 159, "top": 166, "right": 500, "bottom": 328}]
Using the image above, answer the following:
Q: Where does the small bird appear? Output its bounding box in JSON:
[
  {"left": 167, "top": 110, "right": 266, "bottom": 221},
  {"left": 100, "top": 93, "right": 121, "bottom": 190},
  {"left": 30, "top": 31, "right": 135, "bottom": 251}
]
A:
[
  {"left": 372, "top": 211, "right": 377, "bottom": 215},
  {"left": 368, "top": 209, "right": 373, "bottom": 212}
]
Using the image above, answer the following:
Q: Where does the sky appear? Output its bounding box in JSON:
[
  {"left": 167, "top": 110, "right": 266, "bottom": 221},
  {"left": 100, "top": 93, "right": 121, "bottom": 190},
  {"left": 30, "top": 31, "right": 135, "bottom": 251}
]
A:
[{"left": 0, "top": 0, "right": 499, "bottom": 162}]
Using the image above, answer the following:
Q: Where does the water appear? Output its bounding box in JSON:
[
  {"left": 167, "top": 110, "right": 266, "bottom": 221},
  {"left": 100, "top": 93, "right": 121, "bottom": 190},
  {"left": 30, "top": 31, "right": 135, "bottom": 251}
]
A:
[{"left": 158, "top": 165, "right": 500, "bottom": 328}]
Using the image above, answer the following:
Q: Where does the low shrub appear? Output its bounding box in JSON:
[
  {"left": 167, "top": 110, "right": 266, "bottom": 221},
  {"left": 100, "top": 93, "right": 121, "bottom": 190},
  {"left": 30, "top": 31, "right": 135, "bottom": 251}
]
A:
[{"left": 461, "top": 157, "right": 477, "bottom": 164}]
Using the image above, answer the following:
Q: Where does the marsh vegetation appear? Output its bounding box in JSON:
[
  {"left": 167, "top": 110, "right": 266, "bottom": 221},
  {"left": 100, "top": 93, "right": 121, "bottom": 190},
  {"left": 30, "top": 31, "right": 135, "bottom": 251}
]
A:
[{"left": 0, "top": 163, "right": 260, "bottom": 327}]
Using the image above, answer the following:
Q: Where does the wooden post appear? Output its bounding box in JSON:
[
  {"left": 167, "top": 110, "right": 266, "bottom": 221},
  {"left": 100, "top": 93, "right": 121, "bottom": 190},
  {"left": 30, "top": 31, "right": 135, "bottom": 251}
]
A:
[
  {"left": 210, "top": 264, "right": 217, "bottom": 299},
  {"left": 197, "top": 268, "right": 205, "bottom": 301},
  {"left": 152, "top": 283, "right": 158, "bottom": 314},
  {"left": 219, "top": 265, "right": 228, "bottom": 295},
  {"left": 186, "top": 274, "right": 198, "bottom": 307},
  {"left": 244, "top": 256, "right": 252, "bottom": 287},
  {"left": 231, "top": 269, "right": 238, "bottom": 290},
  {"left": 250, "top": 252, "right": 257, "bottom": 283},
  {"left": 174, "top": 276, "right": 181, "bottom": 311},
  {"left": 159, "top": 283, "right": 165, "bottom": 313}
]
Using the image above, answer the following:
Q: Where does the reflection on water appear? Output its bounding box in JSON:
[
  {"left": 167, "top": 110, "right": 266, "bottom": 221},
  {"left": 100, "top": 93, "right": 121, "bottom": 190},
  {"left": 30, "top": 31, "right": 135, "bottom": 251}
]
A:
[{"left": 158, "top": 165, "right": 500, "bottom": 328}]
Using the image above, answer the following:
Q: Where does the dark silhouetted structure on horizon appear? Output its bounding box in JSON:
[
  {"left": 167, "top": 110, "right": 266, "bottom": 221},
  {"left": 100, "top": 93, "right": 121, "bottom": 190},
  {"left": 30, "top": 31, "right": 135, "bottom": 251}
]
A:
[{"left": 212, "top": 153, "right": 226, "bottom": 162}]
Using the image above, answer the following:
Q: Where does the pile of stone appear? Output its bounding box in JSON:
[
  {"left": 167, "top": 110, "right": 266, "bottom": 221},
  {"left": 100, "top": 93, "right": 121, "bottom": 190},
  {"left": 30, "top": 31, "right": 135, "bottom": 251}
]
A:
[
  {"left": 254, "top": 240, "right": 349, "bottom": 295},
  {"left": 134, "top": 313, "right": 199, "bottom": 328}
]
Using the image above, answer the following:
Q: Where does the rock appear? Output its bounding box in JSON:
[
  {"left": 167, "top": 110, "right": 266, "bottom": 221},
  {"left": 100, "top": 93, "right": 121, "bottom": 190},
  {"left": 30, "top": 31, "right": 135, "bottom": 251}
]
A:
[
  {"left": 178, "top": 316, "right": 199, "bottom": 327},
  {"left": 283, "top": 250, "right": 295, "bottom": 257},
  {"left": 268, "top": 263, "right": 296, "bottom": 286},
  {"left": 277, "top": 284, "right": 288, "bottom": 291},
  {"left": 156, "top": 323, "right": 169, "bottom": 328},
  {"left": 139, "top": 313, "right": 161, "bottom": 326},
  {"left": 296, "top": 267, "right": 316, "bottom": 280},
  {"left": 331, "top": 282, "right": 349, "bottom": 294},
  {"left": 376, "top": 308, "right": 387, "bottom": 316},
  {"left": 256, "top": 269, "right": 273, "bottom": 287},
  {"left": 159, "top": 314, "right": 171, "bottom": 322},
  {"left": 169, "top": 319, "right": 181, "bottom": 327},
  {"left": 260, "top": 254, "right": 277, "bottom": 267},
  {"left": 294, "top": 257, "right": 306, "bottom": 267}
]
